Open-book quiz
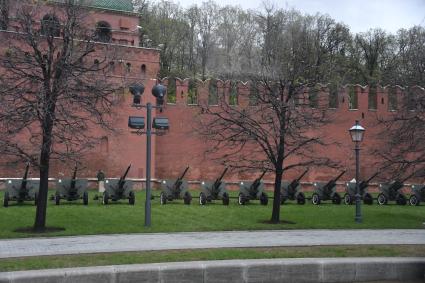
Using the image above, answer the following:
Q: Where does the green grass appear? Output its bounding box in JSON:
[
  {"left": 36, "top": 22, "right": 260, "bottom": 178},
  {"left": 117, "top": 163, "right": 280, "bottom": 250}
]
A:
[
  {"left": 0, "top": 190, "right": 424, "bottom": 239},
  {"left": 1, "top": 245, "right": 424, "bottom": 272}
]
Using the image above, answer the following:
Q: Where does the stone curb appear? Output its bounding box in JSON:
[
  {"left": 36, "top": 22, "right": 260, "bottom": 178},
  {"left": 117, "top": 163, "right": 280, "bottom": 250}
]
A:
[{"left": 0, "top": 257, "right": 424, "bottom": 283}]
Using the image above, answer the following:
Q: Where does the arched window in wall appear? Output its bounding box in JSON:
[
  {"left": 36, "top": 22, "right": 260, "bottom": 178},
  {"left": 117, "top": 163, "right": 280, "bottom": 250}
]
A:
[
  {"left": 141, "top": 64, "right": 146, "bottom": 76},
  {"left": 95, "top": 21, "right": 112, "bottom": 43},
  {"left": 167, "top": 78, "right": 176, "bottom": 104},
  {"left": 348, "top": 85, "right": 358, "bottom": 110},
  {"left": 368, "top": 85, "right": 377, "bottom": 110},
  {"left": 187, "top": 79, "right": 198, "bottom": 105},
  {"left": 125, "top": 62, "right": 131, "bottom": 73},
  {"left": 41, "top": 14, "right": 60, "bottom": 37},
  {"left": 208, "top": 79, "right": 218, "bottom": 106},
  {"left": 229, "top": 81, "right": 238, "bottom": 106}
]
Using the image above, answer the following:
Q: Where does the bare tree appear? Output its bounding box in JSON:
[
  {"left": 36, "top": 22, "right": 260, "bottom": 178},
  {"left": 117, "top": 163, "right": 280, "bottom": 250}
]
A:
[
  {"left": 0, "top": 0, "right": 9, "bottom": 30},
  {"left": 197, "top": 1, "right": 217, "bottom": 80},
  {"left": 197, "top": 8, "right": 337, "bottom": 223},
  {"left": 374, "top": 86, "right": 425, "bottom": 180},
  {"left": 0, "top": 1, "right": 118, "bottom": 231}
]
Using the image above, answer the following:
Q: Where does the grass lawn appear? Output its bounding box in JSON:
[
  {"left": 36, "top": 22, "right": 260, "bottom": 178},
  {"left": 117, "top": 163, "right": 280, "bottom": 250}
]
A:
[
  {"left": 1, "top": 245, "right": 424, "bottom": 272},
  {"left": 0, "top": 189, "right": 424, "bottom": 239}
]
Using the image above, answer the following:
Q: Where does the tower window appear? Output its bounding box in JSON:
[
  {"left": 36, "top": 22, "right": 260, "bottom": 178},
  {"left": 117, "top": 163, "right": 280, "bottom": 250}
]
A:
[
  {"left": 41, "top": 14, "right": 60, "bottom": 37},
  {"left": 95, "top": 21, "right": 112, "bottom": 43}
]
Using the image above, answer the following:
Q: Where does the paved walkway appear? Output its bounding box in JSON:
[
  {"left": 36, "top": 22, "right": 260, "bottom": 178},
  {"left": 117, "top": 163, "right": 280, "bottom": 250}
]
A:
[{"left": 0, "top": 229, "right": 424, "bottom": 259}]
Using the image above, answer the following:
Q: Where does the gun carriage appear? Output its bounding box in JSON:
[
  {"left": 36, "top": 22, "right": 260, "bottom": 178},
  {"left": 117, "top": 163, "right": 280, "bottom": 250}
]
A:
[
  {"left": 311, "top": 171, "right": 345, "bottom": 205},
  {"left": 102, "top": 164, "right": 135, "bottom": 205},
  {"left": 3, "top": 163, "right": 39, "bottom": 207},
  {"left": 238, "top": 171, "right": 268, "bottom": 205},
  {"left": 377, "top": 177, "right": 409, "bottom": 205},
  {"left": 160, "top": 166, "right": 192, "bottom": 205},
  {"left": 54, "top": 165, "right": 88, "bottom": 205},
  {"left": 409, "top": 184, "right": 425, "bottom": 206},
  {"left": 344, "top": 172, "right": 378, "bottom": 205},
  {"left": 280, "top": 169, "right": 308, "bottom": 205},
  {"left": 200, "top": 168, "right": 230, "bottom": 205}
]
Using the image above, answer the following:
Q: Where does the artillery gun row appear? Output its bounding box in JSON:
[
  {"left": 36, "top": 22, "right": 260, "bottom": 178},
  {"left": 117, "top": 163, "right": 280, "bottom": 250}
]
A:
[{"left": 2, "top": 165, "right": 425, "bottom": 207}]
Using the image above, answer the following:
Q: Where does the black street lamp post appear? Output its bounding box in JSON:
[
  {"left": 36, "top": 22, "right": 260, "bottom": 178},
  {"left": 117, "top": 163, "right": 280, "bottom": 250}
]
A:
[
  {"left": 349, "top": 120, "right": 365, "bottom": 223},
  {"left": 128, "top": 82, "right": 168, "bottom": 227}
]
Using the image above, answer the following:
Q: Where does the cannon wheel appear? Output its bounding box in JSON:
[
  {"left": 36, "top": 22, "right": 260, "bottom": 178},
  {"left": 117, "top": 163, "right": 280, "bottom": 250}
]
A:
[
  {"left": 296, "top": 192, "right": 306, "bottom": 205},
  {"left": 160, "top": 192, "right": 167, "bottom": 205},
  {"left": 363, "top": 193, "right": 373, "bottom": 205},
  {"left": 377, "top": 193, "right": 387, "bottom": 205},
  {"left": 83, "top": 191, "right": 89, "bottom": 205},
  {"left": 260, "top": 193, "right": 268, "bottom": 205},
  {"left": 55, "top": 193, "right": 60, "bottom": 205},
  {"left": 3, "top": 191, "right": 9, "bottom": 207},
  {"left": 343, "top": 193, "right": 352, "bottom": 205},
  {"left": 183, "top": 192, "right": 192, "bottom": 205},
  {"left": 312, "top": 193, "right": 321, "bottom": 205},
  {"left": 238, "top": 193, "right": 246, "bottom": 205},
  {"left": 129, "top": 191, "right": 135, "bottom": 205},
  {"left": 222, "top": 192, "right": 230, "bottom": 205},
  {"left": 396, "top": 194, "right": 407, "bottom": 205},
  {"left": 102, "top": 191, "right": 109, "bottom": 205},
  {"left": 199, "top": 192, "right": 207, "bottom": 205},
  {"left": 409, "top": 195, "right": 420, "bottom": 206},
  {"left": 332, "top": 193, "right": 341, "bottom": 205}
]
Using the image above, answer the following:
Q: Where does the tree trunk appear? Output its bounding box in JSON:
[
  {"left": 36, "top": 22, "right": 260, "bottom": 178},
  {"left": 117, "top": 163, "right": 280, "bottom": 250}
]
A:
[
  {"left": 271, "top": 167, "right": 283, "bottom": 223},
  {"left": 34, "top": 118, "right": 54, "bottom": 231},
  {"left": 34, "top": 154, "right": 49, "bottom": 231}
]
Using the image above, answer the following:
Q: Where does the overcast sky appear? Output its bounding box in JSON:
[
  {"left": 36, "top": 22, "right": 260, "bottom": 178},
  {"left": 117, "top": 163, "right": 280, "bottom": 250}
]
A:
[{"left": 169, "top": 0, "right": 425, "bottom": 34}]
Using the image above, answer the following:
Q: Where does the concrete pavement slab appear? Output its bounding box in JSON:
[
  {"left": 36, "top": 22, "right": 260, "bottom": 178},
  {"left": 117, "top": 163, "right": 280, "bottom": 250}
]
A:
[{"left": 0, "top": 229, "right": 424, "bottom": 259}]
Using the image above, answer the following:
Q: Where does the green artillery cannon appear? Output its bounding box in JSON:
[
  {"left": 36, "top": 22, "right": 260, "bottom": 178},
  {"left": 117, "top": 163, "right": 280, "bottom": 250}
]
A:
[
  {"left": 54, "top": 165, "right": 88, "bottom": 205},
  {"left": 377, "top": 178, "right": 409, "bottom": 205},
  {"left": 160, "top": 166, "right": 192, "bottom": 205},
  {"left": 344, "top": 172, "right": 378, "bottom": 205},
  {"left": 200, "top": 168, "right": 230, "bottom": 205},
  {"left": 312, "top": 170, "right": 345, "bottom": 205},
  {"left": 409, "top": 184, "right": 425, "bottom": 206},
  {"left": 280, "top": 169, "right": 308, "bottom": 205},
  {"left": 238, "top": 171, "right": 268, "bottom": 205},
  {"left": 102, "top": 164, "right": 135, "bottom": 205},
  {"left": 3, "top": 163, "right": 39, "bottom": 207}
]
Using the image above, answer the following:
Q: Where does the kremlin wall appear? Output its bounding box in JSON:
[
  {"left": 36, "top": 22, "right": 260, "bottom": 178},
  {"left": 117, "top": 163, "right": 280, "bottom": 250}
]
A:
[{"left": 0, "top": 1, "right": 424, "bottom": 192}]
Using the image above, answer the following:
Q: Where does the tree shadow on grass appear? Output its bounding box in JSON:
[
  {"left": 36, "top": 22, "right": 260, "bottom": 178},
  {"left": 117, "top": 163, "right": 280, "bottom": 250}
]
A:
[
  {"left": 14, "top": 227, "right": 65, "bottom": 234},
  {"left": 260, "top": 220, "right": 296, "bottom": 225}
]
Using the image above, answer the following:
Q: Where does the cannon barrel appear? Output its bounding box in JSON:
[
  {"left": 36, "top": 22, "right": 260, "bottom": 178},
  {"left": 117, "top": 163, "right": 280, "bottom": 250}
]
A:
[
  {"left": 20, "top": 162, "right": 30, "bottom": 191},
  {"left": 358, "top": 171, "right": 379, "bottom": 190},
  {"left": 250, "top": 171, "right": 267, "bottom": 190},
  {"left": 70, "top": 164, "right": 78, "bottom": 189},
  {"left": 387, "top": 180, "right": 404, "bottom": 192},
  {"left": 289, "top": 169, "right": 309, "bottom": 190},
  {"left": 173, "top": 166, "right": 190, "bottom": 191},
  {"left": 118, "top": 164, "right": 132, "bottom": 190},
  {"left": 177, "top": 166, "right": 190, "bottom": 181},
  {"left": 212, "top": 167, "right": 228, "bottom": 190},
  {"left": 323, "top": 170, "right": 346, "bottom": 191}
]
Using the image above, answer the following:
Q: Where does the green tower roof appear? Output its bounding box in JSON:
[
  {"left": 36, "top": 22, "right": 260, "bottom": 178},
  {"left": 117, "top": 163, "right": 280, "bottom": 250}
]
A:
[
  {"left": 51, "top": 0, "right": 134, "bottom": 13},
  {"left": 88, "top": 0, "right": 134, "bottom": 12}
]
